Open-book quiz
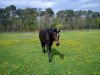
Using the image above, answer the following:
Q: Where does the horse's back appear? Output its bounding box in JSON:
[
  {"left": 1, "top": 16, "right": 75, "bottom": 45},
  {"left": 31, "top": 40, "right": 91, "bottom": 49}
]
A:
[{"left": 39, "top": 28, "right": 54, "bottom": 42}]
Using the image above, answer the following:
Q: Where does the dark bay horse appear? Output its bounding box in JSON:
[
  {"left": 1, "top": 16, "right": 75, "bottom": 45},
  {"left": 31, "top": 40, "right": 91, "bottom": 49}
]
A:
[{"left": 39, "top": 28, "right": 60, "bottom": 62}]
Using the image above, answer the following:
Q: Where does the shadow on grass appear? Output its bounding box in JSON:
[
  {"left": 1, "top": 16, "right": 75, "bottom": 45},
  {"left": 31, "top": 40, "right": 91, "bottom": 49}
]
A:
[{"left": 51, "top": 48, "right": 64, "bottom": 60}]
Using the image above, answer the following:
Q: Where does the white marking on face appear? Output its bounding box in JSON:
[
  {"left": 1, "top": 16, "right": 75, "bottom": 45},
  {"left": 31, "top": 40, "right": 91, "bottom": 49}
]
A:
[{"left": 57, "top": 33, "right": 59, "bottom": 37}]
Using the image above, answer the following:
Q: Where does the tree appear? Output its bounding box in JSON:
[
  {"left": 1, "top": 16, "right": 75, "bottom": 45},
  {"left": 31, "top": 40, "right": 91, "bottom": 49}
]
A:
[
  {"left": 56, "top": 10, "right": 66, "bottom": 25},
  {"left": 0, "top": 5, "right": 100, "bottom": 32},
  {"left": 22, "top": 8, "right": 37, "bottom": 31},
  {"left": 37, "top": 9, "right": 46, "bottom": 29},
  {"left": 45, "top": 8, "right": 54, "bottom": 28}
]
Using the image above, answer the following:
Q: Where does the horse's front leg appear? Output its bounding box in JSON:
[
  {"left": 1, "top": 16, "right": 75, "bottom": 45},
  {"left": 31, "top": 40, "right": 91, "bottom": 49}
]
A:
[
  {"left": 46, "top": 44, "right": 51, "bottom": 62},
  {"left": 48, "top": 45, "right": 51, "bottom": 62}
]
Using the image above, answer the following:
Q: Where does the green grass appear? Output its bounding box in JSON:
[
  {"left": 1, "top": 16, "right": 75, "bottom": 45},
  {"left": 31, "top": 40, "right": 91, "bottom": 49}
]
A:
[{"left": 0, "top": 30, "right": 100, "bottom": 75}]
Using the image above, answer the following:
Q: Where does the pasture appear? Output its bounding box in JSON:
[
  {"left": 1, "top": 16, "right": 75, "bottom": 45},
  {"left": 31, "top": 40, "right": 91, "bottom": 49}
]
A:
[{"left": 0, "top": 30, "right": 100, "bottom": 75}]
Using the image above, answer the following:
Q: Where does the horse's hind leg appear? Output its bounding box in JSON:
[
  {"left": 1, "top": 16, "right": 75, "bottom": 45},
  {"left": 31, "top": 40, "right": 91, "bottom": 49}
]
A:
[{"left": 41, "top": 42, "right": 45, "bottom": 53}]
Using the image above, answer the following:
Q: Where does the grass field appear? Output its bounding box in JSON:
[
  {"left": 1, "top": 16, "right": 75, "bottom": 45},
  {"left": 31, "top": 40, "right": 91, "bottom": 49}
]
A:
[{"left": 0, "top": 30, "right": 100, "bottom": 75}]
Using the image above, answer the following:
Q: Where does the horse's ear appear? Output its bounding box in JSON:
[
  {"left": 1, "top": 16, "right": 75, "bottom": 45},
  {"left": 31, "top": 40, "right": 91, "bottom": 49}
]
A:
[
  {"left": 52, "top": 28, "right": 55, "bottom": 31},
  {"left": 58, "top": 29, "right": 60, "bottom": 32},
  {"left": 51, "top": 28, "right": 57, "bottom": 32}
]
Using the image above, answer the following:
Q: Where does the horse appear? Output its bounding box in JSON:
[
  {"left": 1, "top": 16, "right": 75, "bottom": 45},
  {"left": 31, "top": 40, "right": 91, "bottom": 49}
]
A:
[{"left": 39, "top": 28, "right": 60, "bottom": 62}]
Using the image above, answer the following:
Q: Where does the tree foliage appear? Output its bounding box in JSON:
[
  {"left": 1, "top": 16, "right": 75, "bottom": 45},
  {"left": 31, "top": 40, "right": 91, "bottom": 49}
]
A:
[{"left": 0, "top": 5, "right": 100, "bottom": 32}]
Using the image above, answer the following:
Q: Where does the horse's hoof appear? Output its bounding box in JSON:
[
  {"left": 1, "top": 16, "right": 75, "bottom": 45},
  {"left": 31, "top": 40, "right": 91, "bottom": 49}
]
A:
[
  {"left": 43, "top": 50, "right": 46, "bottom": 53},
  {"left": 49, "top": 60, "right": 52, "bottom": 63},
  {"left": 43, "top": 52, "right": 45, "bottom": 53}
]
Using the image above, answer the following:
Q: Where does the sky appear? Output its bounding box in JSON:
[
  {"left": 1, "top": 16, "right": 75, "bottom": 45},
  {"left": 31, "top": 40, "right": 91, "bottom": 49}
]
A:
[{"left": 0, "top": 0, "right": 100, "bottom": 13}]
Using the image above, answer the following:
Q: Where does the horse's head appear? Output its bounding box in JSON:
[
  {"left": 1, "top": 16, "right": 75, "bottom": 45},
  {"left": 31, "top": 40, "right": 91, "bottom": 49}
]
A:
[{"left": 52, "top": 28, "right": 60, "bottom": 46}]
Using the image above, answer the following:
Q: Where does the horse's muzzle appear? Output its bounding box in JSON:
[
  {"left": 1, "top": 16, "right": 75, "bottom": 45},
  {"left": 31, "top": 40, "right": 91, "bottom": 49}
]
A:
[{"left": 56, "top": 43, "right": 60, "bottom": 46}]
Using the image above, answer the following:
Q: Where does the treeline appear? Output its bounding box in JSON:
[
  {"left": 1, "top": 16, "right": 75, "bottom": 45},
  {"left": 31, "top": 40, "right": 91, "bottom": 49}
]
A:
[{"left": 0, "top": 5, "right": 100, "bottom": 32}]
